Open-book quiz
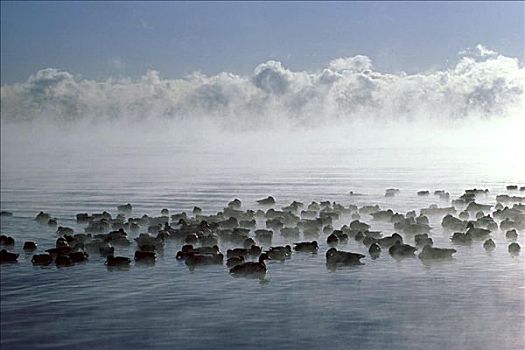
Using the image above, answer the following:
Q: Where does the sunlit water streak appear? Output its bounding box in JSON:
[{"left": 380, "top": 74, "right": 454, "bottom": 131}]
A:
[{"left": 1, "top": 141, "right": 524, "bottom": 350}]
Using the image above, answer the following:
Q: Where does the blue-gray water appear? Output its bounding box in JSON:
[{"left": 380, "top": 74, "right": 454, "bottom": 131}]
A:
[{"left": 1, "top": 140, "right": 524, "bottom": 350}]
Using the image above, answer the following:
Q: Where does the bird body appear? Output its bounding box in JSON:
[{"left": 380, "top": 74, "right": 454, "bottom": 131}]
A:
[
  {"left": 418, "top": 246, "right": 456, "bottom": 260},
  {"left": 230, "top": 253, "right": 269, "bottom": 278},
  {"left": 294, "top": 241, "right": 319, "bottom": 253},
  {"left": 326, "top": 248, "right": 365, "bottom": 266}
]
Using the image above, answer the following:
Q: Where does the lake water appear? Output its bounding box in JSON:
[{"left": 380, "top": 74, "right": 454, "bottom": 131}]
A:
[{"left": 1, "top": 133, "right": 524, "bottom": 350}]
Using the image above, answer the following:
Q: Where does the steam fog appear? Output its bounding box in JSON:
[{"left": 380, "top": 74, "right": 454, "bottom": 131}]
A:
[
  {"left": 2, "top": 45, "right": 523, "bottom": 125},
  {"left": 1, "top": 45, "right": 524, "bottom": 181}
]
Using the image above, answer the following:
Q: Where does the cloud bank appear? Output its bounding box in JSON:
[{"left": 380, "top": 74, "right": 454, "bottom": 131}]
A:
[{"left": 1, "top": 45, "right": 523, "bottom": 128}]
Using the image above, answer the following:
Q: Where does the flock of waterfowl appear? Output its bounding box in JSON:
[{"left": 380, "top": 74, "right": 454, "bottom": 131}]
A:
[{"left": 0, "top": 185, "right": 524, "bottom": 279}]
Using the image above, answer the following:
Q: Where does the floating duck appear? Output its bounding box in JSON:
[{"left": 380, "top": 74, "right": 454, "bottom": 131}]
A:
[
  {"left": 257, "top": 196, "right": 276, "bottom": 205},
  {"left": 369, "top": 243, "right": 381, "bottom": 259},
  {"left": 327, "top": 233, "right": 339, "bottom": 247},
  {"left": 229, "top": 253, "right": 269, "bottom": 278},
  {"left": 418, "top": 245, "right": 456, "bottom": 260},
  {"left": 483, "top": 239, "right": 496, "bottom": 251},
  {"left": 134, "top": 251, "right": 156, "bottom": 263},
  {"left": 32, "top": 254, "right": 54, "bottom": 266},
  {"left": 293, "top": 241, "right": 319, "bottom": 253},
  {"left": 55, "top": 255, "right": 73, "bottom": 267},
  {"left": 388, "top": 241, "right": 416, "bottom": 258},
  {"left": 326, "top": 248, "right": 365, "bottom": 267},
  {"left": 0, "top": 235, "right": 15, "bottom": 246},
  {"left": 508, "top": 243, "right": 521, "bottom": 255},
  {"left": 185, "top": 253, "right": 223, "bottom": 269},
  {"left": 505, "top": 229, "right": 518, "bottom": 241},
  {"left": 265, "top": 246, "right": 292, "bottom": 261},
  {"left": 105, "top": 256, "right": 131, "bottom": 267},
  {"left": 0, "top": 249, "right": 18, "bottom": 263},
  {"left": 451, "top": 232, "right": 472, "bottom": 244},
  {"left": 117, "top": 203, "right": 132, "bottom": 212}
]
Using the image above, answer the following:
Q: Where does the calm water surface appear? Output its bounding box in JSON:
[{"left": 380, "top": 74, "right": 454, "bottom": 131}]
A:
[{"left": 1, "top": 143, "right": 524, "bottom": 350}]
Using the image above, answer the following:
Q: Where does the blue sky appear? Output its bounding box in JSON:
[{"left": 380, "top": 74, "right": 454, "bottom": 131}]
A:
[{"left": 1, "top": 1, "right": 523, "bottom": 83}]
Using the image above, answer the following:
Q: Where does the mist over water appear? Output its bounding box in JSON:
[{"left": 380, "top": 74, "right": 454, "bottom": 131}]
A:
[
  {"left": 1, "top": 45, "right": 523, "bottom": 126},
  {"left": 2, "top": 44, "right": 523, "bottom": 178},
  {"left": 1, "top": 46, "right": 524, "bottom": 350}
]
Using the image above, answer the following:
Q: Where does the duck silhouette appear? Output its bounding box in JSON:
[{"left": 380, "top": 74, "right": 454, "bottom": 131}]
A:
[
  {"left": 0, "top": 249, "right": 18, "bottom": 263},
  {"left": 229, "top": 253, "right": 269, "bottom": 278}
]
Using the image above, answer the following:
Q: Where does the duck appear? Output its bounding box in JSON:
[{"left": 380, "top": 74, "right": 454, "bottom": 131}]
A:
[
  {"left": 0, "top": 235, "right": 15, "bottom": 246},
  {"left": 105, "top": 255, "right": 131, "bottom": 267},
  {"left": 228, "top": 198, "right": 242, "bottom": 209},
  {"left": 32, "top": 254, "right": 54, "bottom": 266},
  {"left": 176, "top": 250, "right": 192, "bottom": 261},
  {"left": 55, "top": 255, "right": 73, "bottom": 267},
  {"left": 185, "top": 253, "right": 224, "bottom": 269},
  {"left": 117, "top": 203, "right": 132, "bottom": 212},
  {"left": 414, "top": 234, "right": 433, "bottom": 248},
  {"left": 377, "top": 233, "right": 403, "bottom": 248},
  {"left": 418, "top": 245, "right": 456, "bottom": 260},
  {"left": 327, "top": 233, "right": 339, "bottom": 246},
  {"left": 229, "top": 253, "right": 269, "bottom": 278},
  {"left": 508, "top": 243, "right": 521, "bottom": 254},
  {"left": 0, "top": 249, "right": 18, "bottom": 263},
  {"left": 257, "top": 196, "right": 276, "bottom": 205},
  {"left": 56, "top": 226, "right": 74, "bottom": 236},
  {"left": 505, "top": 229, "right": 518, "bottom": 241},
  {"left": 466, "top": 226, "right": 490, "bottom": 240},
  {"left": 349, "top": 220, "right": 370, "bottom": 232},
  {"left": 368, "top": 243, "right": 381, "bottom": 259},
  {"left": 388, "top": 241, "right": 417, "bottom": 258},
  {"left": 293, "top": 241, "right": 319, "bottom": 253},
  {"left": 265, "top": 245, "right": 292, "bottom": 261},
  {"left": 35, "top": 211, "right": 51, "bottom": 223},
  {"left": 450, "top": 232, "right": 472, "bottom": 244},
  {"left": 326, "top": 248, "right": 365, "bottom": 266},
  {"left": 332, "top": 230, "right": 349, "bottom": 244},
  {"left": 134, "top": 251, "right": 156, "bottom": 263},
  {"left": 76, "top": 213, "right": 90, "bottom": 223},
  {"left": 385, "top": 189, "right": 399, "bottom": 197},
  {"left": 483, "top": 239, "right": 496, "bottom": 251}
]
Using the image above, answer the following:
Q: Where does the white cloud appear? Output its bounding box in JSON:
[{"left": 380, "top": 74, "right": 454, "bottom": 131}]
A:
[
  {"left": 1, "top": 46, "right": 523, "bottom": 127},
  {"left": 328, "top": 55, "right": 373, "bottom": 72}
]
